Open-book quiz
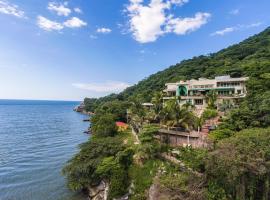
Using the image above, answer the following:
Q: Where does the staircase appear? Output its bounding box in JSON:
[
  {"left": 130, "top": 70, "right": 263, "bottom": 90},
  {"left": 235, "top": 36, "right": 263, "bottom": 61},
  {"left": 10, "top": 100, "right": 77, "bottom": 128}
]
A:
[{"left": 201, "top": 113, "right": 222, "bottom": 135}]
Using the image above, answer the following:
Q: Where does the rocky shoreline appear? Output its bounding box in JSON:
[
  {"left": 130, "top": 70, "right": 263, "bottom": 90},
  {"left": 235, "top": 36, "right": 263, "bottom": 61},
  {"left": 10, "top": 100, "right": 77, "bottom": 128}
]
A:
[
  {"left": 73, "top": 102, "right": 94, "bottom": 116},
  {"left": 73, "top": 102, "right": 93, "bottom": 134}
]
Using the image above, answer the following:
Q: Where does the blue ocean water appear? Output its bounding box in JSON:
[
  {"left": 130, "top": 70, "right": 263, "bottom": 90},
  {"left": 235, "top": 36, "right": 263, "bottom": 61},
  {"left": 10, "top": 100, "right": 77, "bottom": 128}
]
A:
[{"left": 0, "top": 100, "right": 89, "bottom": 200}]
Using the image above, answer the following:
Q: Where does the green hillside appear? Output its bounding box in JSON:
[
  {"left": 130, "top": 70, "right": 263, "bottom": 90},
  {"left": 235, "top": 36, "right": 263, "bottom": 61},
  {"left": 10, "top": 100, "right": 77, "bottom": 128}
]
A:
[
  {"left": 85, "top": 27, "right": 270, "bottom": 109},
  {"left": 66, "top": 27, "right": 270, "bottom": 200},
  {"left": 121, "top": 27, "right": 270, "bottom": 101}
]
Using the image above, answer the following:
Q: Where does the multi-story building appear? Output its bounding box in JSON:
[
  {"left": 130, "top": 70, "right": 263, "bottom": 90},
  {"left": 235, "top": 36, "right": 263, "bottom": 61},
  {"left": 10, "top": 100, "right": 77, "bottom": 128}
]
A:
[{"left": 163, "top": 75, "right": 248, "bottom": 113}]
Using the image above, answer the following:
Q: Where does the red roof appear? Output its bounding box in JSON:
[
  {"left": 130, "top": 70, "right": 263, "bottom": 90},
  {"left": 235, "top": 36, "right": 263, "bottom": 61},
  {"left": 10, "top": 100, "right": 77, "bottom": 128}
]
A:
[{"left": 116, "top": 122, "right": 128, "bottom": 127}]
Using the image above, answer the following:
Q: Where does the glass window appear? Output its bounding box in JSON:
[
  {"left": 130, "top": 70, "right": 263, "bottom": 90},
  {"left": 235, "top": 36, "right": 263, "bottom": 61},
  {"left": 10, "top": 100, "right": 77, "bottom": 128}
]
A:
[{"left": 195, "top": 99, "right": 203, "bottom": 105}]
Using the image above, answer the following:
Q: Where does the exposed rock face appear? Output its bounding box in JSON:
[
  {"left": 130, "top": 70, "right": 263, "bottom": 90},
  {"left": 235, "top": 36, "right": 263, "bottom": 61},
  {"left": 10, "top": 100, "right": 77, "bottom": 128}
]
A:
[
  {"left": 114, "top": 194, "right": 129, "bottom": 200},
  {"left": 74, "top": 102, "right": 85, "bottom": 112},
  {"left": 74, "top": 102, "right": 94, "bottom": 115},
  {"left": 88, "top": 181, "right": 109, "bottom": 200},
  {"left": 148, "top": 181, "right": 161, "bottom": 200}
]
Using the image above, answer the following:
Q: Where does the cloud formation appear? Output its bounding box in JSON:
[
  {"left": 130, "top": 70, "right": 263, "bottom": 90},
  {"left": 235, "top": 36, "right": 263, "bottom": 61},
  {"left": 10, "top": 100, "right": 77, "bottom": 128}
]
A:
[
  {"left": 126, "top": 0, "right": 210, "bottom": 43},
  {"left": 48, "top": 2, "right": 71, "bottom": 16},
  {"left": 37, "top": 16, "right": 87, "bottom": 31},
  {"left": 74, "top": 7, "right": 82, "bottom": 14},
  {"left": 72, "top": 81, "right": 131, "bottom": 93},
  {"left": 166, "top": 12, "right": 211, "bottom": 35},
  {"left": 63, "top": 17, "right": 87, "bottom": 28},
  {"left": 97, "top": 27, "right": 112, "bottom": 34},
  {"left": 0, "top": 0, "right": 25, "bottom": 18},
  {"left": 211, "top": 27, "right": 235, "bottom": 36},
  {"left": 211, "top": 22, "right": 263, "bottom": 36},
  {"left": 37, "top": 2, "right": 87, "bottom": 31},
  {"left": 37, "top": 16, "right": 63, "bottom": 31},
  {"left": 229, "top": 9, "right": 239, "bottom": 15}
]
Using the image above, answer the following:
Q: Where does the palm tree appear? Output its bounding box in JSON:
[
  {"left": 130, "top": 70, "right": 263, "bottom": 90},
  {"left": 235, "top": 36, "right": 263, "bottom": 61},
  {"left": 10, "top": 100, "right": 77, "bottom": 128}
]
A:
[
  {"left": 160, "top": 98, "right": 197, "bottom": 131},
  {"left": 206, "top": 90, "right": 217, "bottom": 109},
  {"left": 128, "top": 99, "right": 146, "bottom": 132},
  {"left": 151, "top": 91, "right": 164, "bottom": 121}
]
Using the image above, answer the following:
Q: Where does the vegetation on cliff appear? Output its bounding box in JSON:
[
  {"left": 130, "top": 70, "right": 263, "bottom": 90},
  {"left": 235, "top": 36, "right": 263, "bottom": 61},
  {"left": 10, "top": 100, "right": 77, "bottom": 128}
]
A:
[{"left": 64, "top": 27, "right": 270, "bottom": 199}]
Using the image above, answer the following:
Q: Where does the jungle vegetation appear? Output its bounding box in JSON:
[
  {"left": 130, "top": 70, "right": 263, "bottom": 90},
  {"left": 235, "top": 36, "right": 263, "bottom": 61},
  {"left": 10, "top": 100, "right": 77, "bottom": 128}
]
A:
[{"left": 63, "top": 27, "right": 270, "bottom": 199}]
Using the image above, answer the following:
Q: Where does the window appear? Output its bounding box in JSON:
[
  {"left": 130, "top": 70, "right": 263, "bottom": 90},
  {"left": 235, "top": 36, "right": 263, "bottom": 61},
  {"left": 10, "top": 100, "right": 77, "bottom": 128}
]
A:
[{"left": 195, "top": 99, "right": 203, "bottom": 105}]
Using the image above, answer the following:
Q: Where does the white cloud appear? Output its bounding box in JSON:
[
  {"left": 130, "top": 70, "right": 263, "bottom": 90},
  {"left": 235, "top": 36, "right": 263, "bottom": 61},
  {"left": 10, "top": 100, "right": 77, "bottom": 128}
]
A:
[
  {"left": 166, "top": 12, "right": 211, "bottom": 35},
  {"left": 211, "top": 27, "right": 235, "bottom": 36},
  {"left": 37, "top": 15, "right": 63, "bottom": 31},
  {"left": 0, "top": 0, "right": 25, "bottom": 18},
  {"left": 90, "top": 34, "right": 98, "bottom": 39},
  {"left": 245, "top": 22, "right": 262, "bottom": 28},
  {"left": 125, "top": 0, "right": 210, "bottom": 43},
  {"left": 48, "top": 2, "right": 71, "bottom": 16},
  {"left": 97, "top": 27, "right": 112, "bottom": 34},
  {"left": 63, "top": 17, "right": 87, "bottom": 28},
  {"left": 139, "top": 49, "right": 146, "bottom": 54},
  {"left": 229, "top": 9, "right": 239, "bottom": 15},
  {"left": 72, "top": 81, "right": 131, "bottom": 93},
  {"left": 126, "top": 0, "right": 169, "bottom": 43},
  {"left": 74, "top": 7, "right": 82, "bottom": 14},
  {"left": 211, "top": 22, "right": 263, "bottom": 36}
]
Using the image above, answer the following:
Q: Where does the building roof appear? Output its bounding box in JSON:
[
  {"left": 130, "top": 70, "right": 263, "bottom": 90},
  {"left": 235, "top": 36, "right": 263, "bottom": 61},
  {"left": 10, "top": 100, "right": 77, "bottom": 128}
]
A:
[{"left": 116, "top": 122, "right": 128, "bottom": 127}]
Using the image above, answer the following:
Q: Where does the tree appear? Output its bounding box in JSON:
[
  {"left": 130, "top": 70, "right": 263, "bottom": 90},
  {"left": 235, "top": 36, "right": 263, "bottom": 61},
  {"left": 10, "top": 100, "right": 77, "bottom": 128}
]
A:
[
  {"left": 128, "top": 99, "right": 146, "bottom": 132},
  {"left": 62, "top": 137, "right": 124, "bottom": 191},
  {"left": 206, "top": 128, "right": 270, "bottom": 200},
  {"left": 160, "top": 98, "right": 198, "bottom": 131},
  {"left": 95, "top": 100, "right": 130, "bottom": 122},
  {"left": 151, "top": 91, "right": 164, "bottom": 121},
  {"left": 91, "top": 114, "right": 117, "bottom": 137},
  {"left": 205, "top": 90, "right": 217, "bottom": 109}
]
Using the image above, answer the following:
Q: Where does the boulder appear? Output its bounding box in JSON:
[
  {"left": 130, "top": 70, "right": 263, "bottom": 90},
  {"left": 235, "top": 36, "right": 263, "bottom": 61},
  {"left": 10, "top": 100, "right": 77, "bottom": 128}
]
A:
[{"left": 88, "top": 180, "right": 109, "bottom": 200}]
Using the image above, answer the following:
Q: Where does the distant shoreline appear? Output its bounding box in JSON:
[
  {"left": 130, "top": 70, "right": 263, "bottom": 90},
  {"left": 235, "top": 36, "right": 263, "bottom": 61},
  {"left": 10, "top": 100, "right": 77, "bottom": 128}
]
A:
[{"left": 0, "top": 99, "right": 81, "bottom": 102}]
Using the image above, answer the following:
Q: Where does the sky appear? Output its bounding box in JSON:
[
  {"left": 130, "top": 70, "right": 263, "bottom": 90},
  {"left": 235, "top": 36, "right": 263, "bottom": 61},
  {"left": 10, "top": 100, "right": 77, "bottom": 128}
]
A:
[{"left": 0, "top": 0, "right": 269, "bottom": 101}]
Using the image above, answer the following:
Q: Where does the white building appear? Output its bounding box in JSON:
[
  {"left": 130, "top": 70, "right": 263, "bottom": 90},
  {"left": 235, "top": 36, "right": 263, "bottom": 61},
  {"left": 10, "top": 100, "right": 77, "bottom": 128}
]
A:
[{"left": 163, "top": 75, "right": 249, "bottom": 113}]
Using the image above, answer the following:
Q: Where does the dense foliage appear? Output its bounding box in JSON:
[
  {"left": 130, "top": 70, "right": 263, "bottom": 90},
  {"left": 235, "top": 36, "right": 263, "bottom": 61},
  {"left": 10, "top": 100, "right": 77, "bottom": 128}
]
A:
[
  {"left": 206, "top": 128, "right": 270, "bottom": 200},
  {"left": 84, "top": 28, "right": 270, "bottom": 134},
  {"left": 65, "top": 27, "right": 270, "bottom": 199},
  {"left": 63, "top": 106, "right": 135, "bottom": 199},
  {"left": 85, "top": 27, "right": 270, "bottom": 108},
  {"left": 62, "top": 136, "right": 124, "bottom": 191},
  {"left": 91, "top": 114, "right": 117, "bottom": 137}
]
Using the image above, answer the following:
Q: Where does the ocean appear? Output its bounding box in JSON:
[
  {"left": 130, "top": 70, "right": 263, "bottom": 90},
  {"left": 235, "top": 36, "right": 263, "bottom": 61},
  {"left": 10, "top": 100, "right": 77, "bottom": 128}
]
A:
[{"left": 0, "top": 100, "right": 89, "bottom": 200}]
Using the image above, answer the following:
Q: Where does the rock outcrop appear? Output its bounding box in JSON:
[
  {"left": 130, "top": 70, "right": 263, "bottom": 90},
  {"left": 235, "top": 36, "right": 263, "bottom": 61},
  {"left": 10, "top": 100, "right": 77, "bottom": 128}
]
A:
[
  {"left": 88, "top": 180, "right": 109, "bottom": 200},
  {"left": 74, "top": 102, "right": 94, "bottom": 115}
]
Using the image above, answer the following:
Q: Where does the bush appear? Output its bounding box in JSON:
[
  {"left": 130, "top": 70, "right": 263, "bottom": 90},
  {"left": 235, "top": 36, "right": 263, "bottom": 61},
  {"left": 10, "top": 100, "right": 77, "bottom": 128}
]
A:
[
  {"left": 175, "top": 147, "right": 207, "bottom": 172},
  {"left": 202, "top": 109, "right": 218, "bottom": 120},
  {"left": 96, "top": 156, "right": 130, "bottom": 199},
  {"left": 62, "top": 136, "right": 124, "bottom": 191},
  {"left": 206, "top": 128, "right": 270, "bottom": 200},
  {"left": 91, "top": 114, "right": 117, "bottom": 137},
  {"left": 209, "top": 128, "right": 234, "bottom": 142},
  {"left": 129, "top": 159, "right": 162, "bottom": 200}
]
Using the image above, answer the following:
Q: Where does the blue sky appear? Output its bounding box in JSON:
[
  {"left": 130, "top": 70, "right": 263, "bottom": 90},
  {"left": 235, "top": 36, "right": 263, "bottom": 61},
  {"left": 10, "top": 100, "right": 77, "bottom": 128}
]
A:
[{"left": 0, "top": 0, "right": 269, "bottom": 101}]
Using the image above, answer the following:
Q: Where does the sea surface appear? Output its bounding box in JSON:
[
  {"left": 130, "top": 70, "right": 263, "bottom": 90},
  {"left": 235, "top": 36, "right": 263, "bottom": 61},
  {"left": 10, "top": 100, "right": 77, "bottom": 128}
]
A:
[{"left": 0, "top": 100, "right": 90, "bottom": 200}]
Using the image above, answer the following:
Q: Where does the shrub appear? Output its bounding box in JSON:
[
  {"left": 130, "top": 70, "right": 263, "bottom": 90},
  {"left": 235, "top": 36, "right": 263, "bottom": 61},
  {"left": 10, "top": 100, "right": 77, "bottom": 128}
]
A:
[
  {"left": 206, "top": 128, "right": 270, "bottom": 200},
  {"left": 209, "top": 128, "right": 234, "bottom": 142},
  {"left": 202, "top": 109, "right": 218, "bottom": 120},
  {"left": 62, "top": 136, "right": 124, "bottom": 191},
  {"left": 91, "top": 114, "right": 117, "bottom": 137}
]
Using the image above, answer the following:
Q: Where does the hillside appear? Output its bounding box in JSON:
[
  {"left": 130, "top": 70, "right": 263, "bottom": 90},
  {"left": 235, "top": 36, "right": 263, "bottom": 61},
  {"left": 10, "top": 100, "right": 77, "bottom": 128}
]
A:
[
  {"left": 84, "top": 27, "right": 270, "bottom": 111},
  {"left": 122, "top": 27, "right": 270, "bottom": 101},
  {"left": 66, "top": 27, "right": 270, "bottom": 200}
]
